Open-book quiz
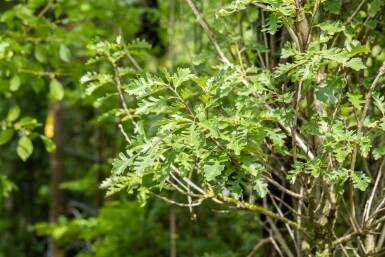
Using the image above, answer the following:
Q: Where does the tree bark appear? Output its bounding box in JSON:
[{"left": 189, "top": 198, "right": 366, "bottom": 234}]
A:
[
  {"left": 48, "top": 101, "right": 65, "bottom": 257},
  {"left": 169, "top": 191, "right": 177, "bottom": 257},
  {"left": 94, "top": 109, "right": 104, "bottom": 210}
]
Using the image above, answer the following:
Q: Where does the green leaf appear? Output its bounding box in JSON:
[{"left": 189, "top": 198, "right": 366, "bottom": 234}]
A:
[
  {"left": 217, "top": 0, "right": 252, "bottom": 16},
  {"left": 112, "top": 152, "right": 130, "bottom": 175},
  {"left": 228, "top": 179, "right": 242, "bottom": 199},
  {"left": 324, "top": 0, "right": 341, "bottom": 14},
  {"left": 0, "top": 175, "right": 17, "bottom": 198},
  {"left": 59, "top": 44, "right": 71, "bottom": 62},
  {"left": 254, "top": 179, "right": 268, "bottom": 197},
  {"left": 126, "top": 74, "right": 165, "bottom": 97},
  {"left": 49, "top": 79, "right": 64, "bottom": 100},
  {"left": 173, "top": 68, "right": 192, "bottom": 88},
  {"left": 197, "top": 119, "right": 220, "bottom": 139},
  {"left": 135, "top": 96, "right": 169, "bottom": 115},
  {"left": 351, "top": 171, "right": 370, "bottom": 191},
  {"left": 34, "top": 45, "right": 47, "bottom": 63},
  {"left": 360, "top": 139, "right": 371, "bottom": 158},
  {"left": 368, "top": 0, "right": 384, "bottom": 17},
  {"left": 0, "top": 9, "right": 16, "bottom": 23},
  {"left": 10, "top": 75, "right": 21, "bottom": 92},
  {"left": 0, "top": 129, "right": 14, "bottom": 145},
  {"left": 7, "top": 106, "right": 21, "bottom": 122},
  {"left": 281, "top": 42, "right": 297, "bottom": 58},
  {"left": 138, "top": 187, "right": 149, "bottom": 207},
  {"left": 315, "top": 84, "right": 338, "bottom": 104},
  {"left": 347, "top": 93, "right": 366, "bottom": 109},
  {"left": 192, "top": 52, "right": 211, "bottom": 65},
  {"left": 263, "top": 12, "right": 282, "bottom": 35},
  {"left": 334, "top": 147, "right": 348, "bottom": 163},
  {"left": 373, "top": 93, "right": 385, "bottom": 115},
  {"left": 346, "top": 40, "right": 370, "bottom": 56},
  {"left": 18, "top": 117, "right": 41, "bottom": 129},
  {"left": 203, "top": 161, "right": 225, "bottom": 181},
  {"left": 40, "top": 135, "right": 56, "bottom": 152},
  {"left": 17, "top": 136, "right": 33, "bottom": 162},
  {"left": 227, "top": 128, "right": 247, "bottom": 155},
  {"left": 32, "top": 77, "right": 45, "bottom": 93},
  {"left": 373, "top": 142, "right": 385, "bottom": 160},
  {"left": 213, "top": 18, "right": 226, "bottom": 33},
  {"left": 27, "top": 0, "right": 46, "bottom": 10},
  {"left": 316, "top": 21, "right": 344, "bottom": 35},
  {"left": 345, "top": 58, "right": 366, "bottom": 71}
]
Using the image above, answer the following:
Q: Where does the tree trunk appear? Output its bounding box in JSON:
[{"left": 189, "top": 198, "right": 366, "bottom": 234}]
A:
[
  {"left": 48, "top": 101, "right": 65, "bottom": 257},
  {"left": 169, "top": 191, "right": 176, "bottom": 257},
  {"left": 94, "top": 109, "right": 104, "bottom": 210}
]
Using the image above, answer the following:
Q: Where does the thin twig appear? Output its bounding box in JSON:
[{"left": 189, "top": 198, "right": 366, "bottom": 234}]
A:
[
  {"left": 152, "top": 192, "right": 204, "bottom": 207},
  {"left": 269, "top": 194, "right": 296, "bottom": 246},
  {"left": 350, "top": 61, "right": 385, "bottom": 225},
  {"left": 185, "top": 0, "right": 230, "bottom": 65},
  {"left": 263, "top": 175, "right": 303, "bottom": 199},
  {"left": 246, "top": 238, "right": 272, "bottom": 257},
  {"left": 118, "top": 123, "right": 131, "bottom": 144},
  {"left": 363, "top": 157, "right": 385, "bottom": 223},
  {"left": 346, "top": 0, "right": 366, "bottom": 24}
]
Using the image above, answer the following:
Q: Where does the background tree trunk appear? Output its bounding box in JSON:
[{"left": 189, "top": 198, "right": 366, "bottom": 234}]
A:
[{"left": 48, "top": 101, "right": 65, "bottom": 257}]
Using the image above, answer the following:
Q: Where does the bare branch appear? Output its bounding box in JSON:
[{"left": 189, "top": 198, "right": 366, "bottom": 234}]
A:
[
  {"left": 152, "top": 192, "right": 204, "bottom": 207},
  {"left": 247, "top": 238, "right": 272, "bottom": 257}
]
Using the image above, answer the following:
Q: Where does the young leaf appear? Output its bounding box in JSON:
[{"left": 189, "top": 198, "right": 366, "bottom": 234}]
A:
[
  {"left": 59, "top": 44, "right": 71, "bottom": 62},
  {"left": 40, "top": 135, "right": 56, "bottom": 152},
  {"left": 17, "top": 136, "right": 33, "bottom": 161},
  {"left": 10, "top": 75, "right": 21, "bottom": 92},
  {"left": 49, "top": 79, "right": 64, "bottom": 101},
  {"left": 0, "top": 129, "right": 14, "bottom": 145},
  {"left": 7, "top": 106, "right": 21, "bottom": 122}
]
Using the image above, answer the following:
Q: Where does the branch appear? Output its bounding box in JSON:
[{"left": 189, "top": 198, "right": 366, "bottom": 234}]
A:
[
  {"left": 333, "top": 231, "right": 361, "bottom": 247},
  {"left": 263, "top": 175, "right": 303, "bottom": 199},
  {"left": 219, "top": 195, "right": 310, "bottom": 237}
]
